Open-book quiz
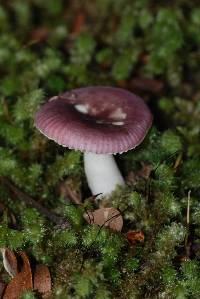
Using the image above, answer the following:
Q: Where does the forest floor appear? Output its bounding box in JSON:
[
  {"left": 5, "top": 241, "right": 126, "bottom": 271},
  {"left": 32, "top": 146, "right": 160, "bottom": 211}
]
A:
[{"left": 0, "top": 1, "right": 200, "bottom": 298}]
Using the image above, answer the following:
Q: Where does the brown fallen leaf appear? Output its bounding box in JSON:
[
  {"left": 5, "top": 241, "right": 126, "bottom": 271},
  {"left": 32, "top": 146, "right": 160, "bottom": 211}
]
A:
[
  {"left": 71, "top": 10, "right": 86, "bottom": 36},
  {"left": 126, "top": 231, "right": 145, "bottom": 245},
  {"left": 84, "top": 207, "right": 123, "bottom": 232},
  {"left": 3, "top": 252, "right": 33, "bottom": 299},
  {"left": 0, "top": 248, "right": 18, "bottom": 278},
  {"left": 0, "top": 282, "right": 6, "bottom": 299},
  {"left": 34, "top": 265, "right": 51, "bottom": 298},
  {"left": 130, "top": 77, "right": 164, "bottom": 94}
]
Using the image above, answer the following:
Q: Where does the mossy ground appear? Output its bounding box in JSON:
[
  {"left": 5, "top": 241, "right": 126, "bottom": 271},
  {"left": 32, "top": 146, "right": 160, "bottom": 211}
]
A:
[{"left": 0, "top": 1, "right": 200, "bottom": 298}]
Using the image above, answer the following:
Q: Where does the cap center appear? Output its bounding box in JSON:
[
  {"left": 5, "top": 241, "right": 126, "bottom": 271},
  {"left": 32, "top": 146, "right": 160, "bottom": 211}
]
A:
[{"left": 74, "top": 104, "right": 126, "bottom": 126}]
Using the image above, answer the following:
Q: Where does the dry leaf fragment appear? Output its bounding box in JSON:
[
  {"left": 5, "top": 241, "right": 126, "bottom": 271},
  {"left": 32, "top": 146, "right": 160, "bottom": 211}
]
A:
[
  {"left": 34, "top": 265, "right": 51, "bottom": 298},
  {"left": 126, "top": 231, "right": 145, "bottom": 245},
  {"left": 84, "top": 207, "right": 123, "bottom": 232},
  {"left": 3, "top": 252, "right": 33, "bottom": 299},
  {"left": 0, "top": 282, "right": 6, "bottom": 299},
  {"left": 0, "top": 248, "right": 18, "bottom": 278},
  {"left": 130, "top": 77, "right": 164, "bottom": 93},
  {"left": 71, "top": 10, "right": 86, "bottom": 36}
]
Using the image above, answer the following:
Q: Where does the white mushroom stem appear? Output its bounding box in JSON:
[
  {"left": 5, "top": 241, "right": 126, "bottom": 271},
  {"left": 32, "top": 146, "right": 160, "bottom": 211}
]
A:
[{"left": 84, "top": 152, "right": 125, "bottom": 197}]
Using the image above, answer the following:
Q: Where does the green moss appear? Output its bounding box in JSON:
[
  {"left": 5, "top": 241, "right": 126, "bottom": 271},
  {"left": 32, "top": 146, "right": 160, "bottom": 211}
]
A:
[
  {"left": 46, "top": 151, "right": 82, "bottom": 185},
  {"left": 147, "top": 8, "right": 183, "bottom": 75},
  {"left": 180, "top": 260, "right": 200, "bottom": 298},
  {"left": 181, "top": 159, "right": 200, "bottom": 189},
  {"left": 53, "top": 229, "right": 77, "bottom": 248},
  {"left": 160, "top": 130, "right": 182, "bottom": 155},
  {"left": 20, "top": 291, "right": 36, "bottom": 299},
  {"left": 0, "top": 225, "right": 24, "bottom": 250}
]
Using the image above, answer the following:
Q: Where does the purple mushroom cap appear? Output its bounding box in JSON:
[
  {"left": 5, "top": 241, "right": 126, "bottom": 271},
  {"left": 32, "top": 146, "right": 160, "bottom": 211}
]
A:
[{"left": 34, "top": 86, "right": 152, "bottom": 154}]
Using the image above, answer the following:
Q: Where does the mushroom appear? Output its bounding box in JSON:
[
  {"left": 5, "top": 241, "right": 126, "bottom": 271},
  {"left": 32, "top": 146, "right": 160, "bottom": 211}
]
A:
[{"left": 34, "top": 86, "right": 152, "bottom": 197}]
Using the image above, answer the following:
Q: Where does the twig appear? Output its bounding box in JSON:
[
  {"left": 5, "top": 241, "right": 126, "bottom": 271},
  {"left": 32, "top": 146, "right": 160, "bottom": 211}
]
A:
[
  {"left": 0, "top": 177, "right": 71, "bottom": 228},
  {"left": 173, "top": 153, "right": 182, "bottom": 170},
  {"left": 187, "top": 190, "right": 191, "bottom": 226},
  {"left": 185, "top": 190, "right": 191, "bottom": 257},
  {"left": 64, "top": 184, "right": 82, "bottom": 205}
]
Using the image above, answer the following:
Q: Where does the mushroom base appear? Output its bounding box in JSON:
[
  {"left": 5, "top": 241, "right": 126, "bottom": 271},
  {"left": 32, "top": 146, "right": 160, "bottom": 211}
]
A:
[{"left": 84, "top": 152, "right": 125, "bottom": 197}]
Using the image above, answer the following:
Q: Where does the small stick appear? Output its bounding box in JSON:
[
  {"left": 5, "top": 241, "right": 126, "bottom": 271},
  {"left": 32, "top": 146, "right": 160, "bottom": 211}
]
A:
[
  {"left": 173, "top": 153, "right": 182, "bottom": 170},
  {"left": 187, "top": 190, "right": 191, "bottom": 226},
  {"left": 64, "top": 184, "right": 82, "bottom": 205},
  {"left": 185, "top": 190, "right": 191, "bottom": 257},
  {"left": 0, "top": 177, "right": 71, "bottom": 228}
]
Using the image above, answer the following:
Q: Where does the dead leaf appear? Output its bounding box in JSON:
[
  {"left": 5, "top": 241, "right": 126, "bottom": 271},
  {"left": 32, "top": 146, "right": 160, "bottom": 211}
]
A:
[
  {"left": 3, "top": 252, "right": 33, "bottom": 299},
  {"left": 130, "top": 77, "right": 164, "bottom": 93},
  {"left": 34, "top": 265, "right": 51, "bottom": 298},
  {"left": 84, "top": 207, "right": 123, "bottom": 232},
  {"left": 71, "top": 10, "right": 86, "bottom": 36},
  {"left": 0, "top": 282, "right": 6, "bottom": 298},
  {"left": 126, "top": 231, "right": 145, "bottom": 245},
  {"left": 0, "top": 248, "right": 18, "bottom": 278}
]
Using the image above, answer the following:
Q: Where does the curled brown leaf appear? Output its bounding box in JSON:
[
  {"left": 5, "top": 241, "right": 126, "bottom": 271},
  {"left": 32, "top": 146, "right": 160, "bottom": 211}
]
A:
[
  {"left": 3, "top": 252, "right": 33, "bottom": 299},
  {"left": 71, "top": 10, "right": 86, "bottom": 36},
  {"left": 0, "top": 248, "right": 18, "bottom": 278}
]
